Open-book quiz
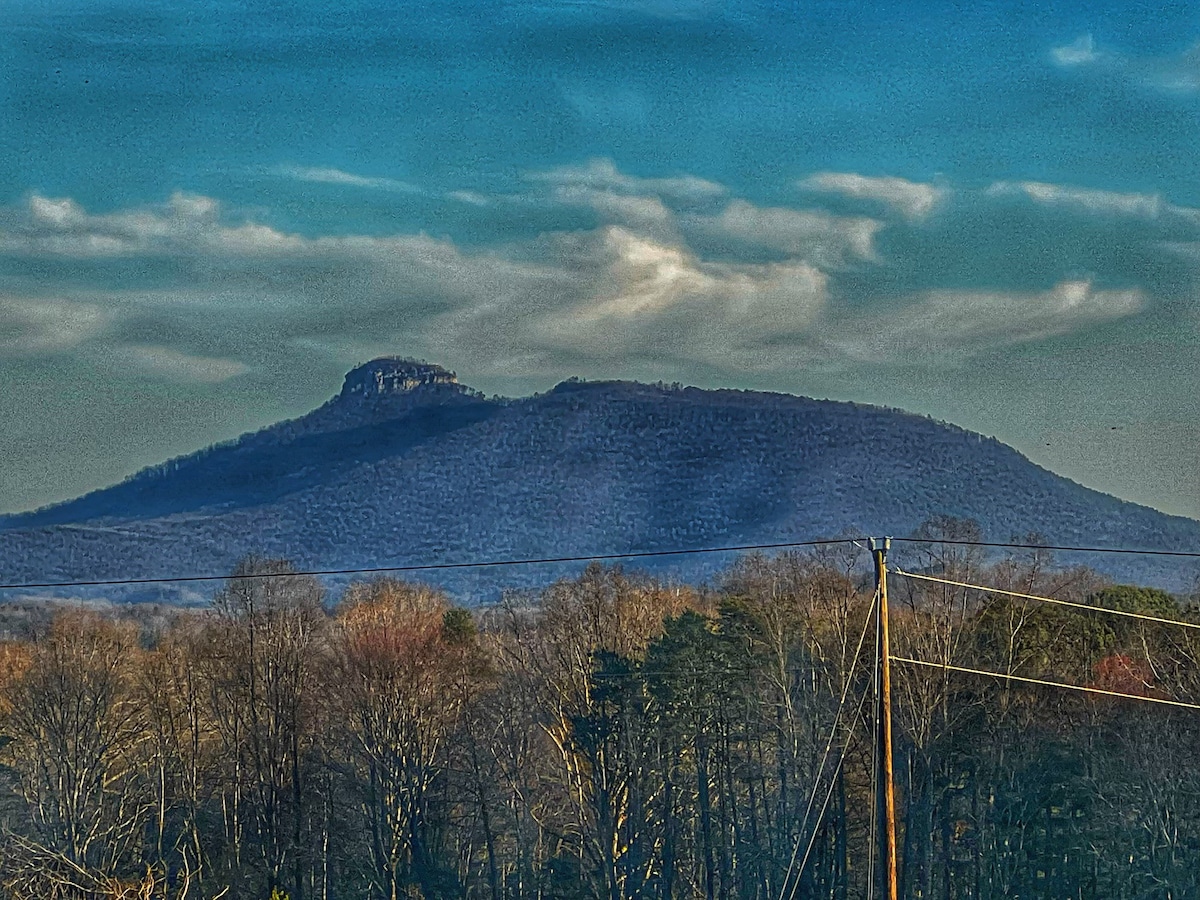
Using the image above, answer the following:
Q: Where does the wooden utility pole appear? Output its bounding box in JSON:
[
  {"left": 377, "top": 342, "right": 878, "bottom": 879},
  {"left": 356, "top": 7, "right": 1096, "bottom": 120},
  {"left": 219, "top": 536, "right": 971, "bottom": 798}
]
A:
[{"left": 872, "top": 537, "right": 899, "bottom": 900}]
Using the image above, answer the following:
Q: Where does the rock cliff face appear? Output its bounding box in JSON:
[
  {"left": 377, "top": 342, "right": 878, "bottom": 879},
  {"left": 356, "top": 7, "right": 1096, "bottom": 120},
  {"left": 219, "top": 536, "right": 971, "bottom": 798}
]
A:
[{"left": 340, "top": 359, "right": 459, "bottom": 399}]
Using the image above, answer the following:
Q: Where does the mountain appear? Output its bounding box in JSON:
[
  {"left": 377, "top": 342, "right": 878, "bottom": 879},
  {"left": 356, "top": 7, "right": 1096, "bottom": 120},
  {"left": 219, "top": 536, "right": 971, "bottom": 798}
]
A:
[{"left": 2, "top": 358, "right": 1198, "bottom": 601}]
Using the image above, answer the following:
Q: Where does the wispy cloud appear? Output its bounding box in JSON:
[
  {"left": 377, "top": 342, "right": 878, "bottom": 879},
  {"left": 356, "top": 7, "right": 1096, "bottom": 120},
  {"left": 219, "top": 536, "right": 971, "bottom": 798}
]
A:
[
  {"left": 796, "top": 172, "right": 947, "bottom": 220},
  {"left": 834, "top": 281, "right": 1146, "bottom": 362},
  {"left": 530, "top": 158, "right": 726, "bottom": 204},
  {"left": 1150, "top": 43, "right": 1200, "bottom": 93},
  {"left": 553, "top": 226, "right": 826, "bottom": 326},
  {"left": 1, "top": 192, "right": 304, "bottom": 257},
  {"left": 989, "top": 180, "right": 1164, "bottom": 218},
  {"left": 447, "top": 190, "right": 490, "bottom": 207},
  {"left": 987, "top": 179, "right": 1200, "bottom": 228},
  {"left": 530, "top": 159, "right": 882, "bottom": 266},
  {"left": 0, "top": 163, "right": 1177, "bottom": 386},
  {"left": 1051, "top": 34, "right": 1100, "bottom": 67},
  {"left": 0, "top": 297, "right": 108, "bottom": 353},
  {"left": 699, "top": 199, "right": 882, "bottom": 265},
  {"left": 547, "top": 0, "right": 725, "bottom": 19},
  {"left": 278, "top": 165, "right": 420, "bottom": 193},
  {"left": 1050, "top": 34, "right": 1200, "bottom": 94},
  {"left": 117, "top": 346, "right": 250, "bottom": 383},
  {"left": 552, "top": 184, "right": 679, "bottom": 235},
  {"left": 450, "top": 225, "right": 832, "bottom": 375}
]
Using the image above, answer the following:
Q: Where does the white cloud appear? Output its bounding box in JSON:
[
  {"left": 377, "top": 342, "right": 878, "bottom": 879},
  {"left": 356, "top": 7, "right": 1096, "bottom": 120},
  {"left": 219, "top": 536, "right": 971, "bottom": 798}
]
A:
[
  {"left": 531, "top": 157, "right": 726, "bottom": 203},
  {"left": 526, "top": 226, "right": 828, "bottom": 371},
  {"left": 0, "top": 297, "right": 108, "bottom": 353},
  {"left": 988, "top": 179, "right": 1200, "bottom": 228},
  {"left": 797, "top": 172, "right": 946, "bottom": 220},
  {"left": 700, "top": 199, "right": 881, "bottom": 264},
  {"left": 29, "top": 195, "right": 87, "bottom": 228},
  {"left": 169, "top": 193, "right": 219, "bottom": 219},
  {"left": 1, "top": 192, "right": 304, "bottom": 257},
  {"left": 834, "top": 280, "right": 1146, "bottom": 361},
  {"left": 0, "top": 176, "right": 1167, "bottom": 384},
  {"left": 552, "top": 184, "right": 679, "bottom": 233},
  {"left": 404, "top": 218, "right": 832, "bottom": 377},
  {"left": 989, "top": 180, "right": 1165, "bottom": 218},
  {"left": 278, "top": 165, "right": 420, "bottom": 193},
  {"left": 1052, "top": 34, "right": 1100, "bottom": 67},
  {"left": 576, "top": 227, "right": 713, "bottom": 319},
  {"left": 207, "top": 222, "right": 307, "bottom": 255},
  {"left": 532, "top": 161, "right": 881, "bottom": 266},
  {"left": 447, "top": 190, "right": 490, "bottom": 206},
  {"left": 118, "top": 346, "right": 250, "bottom": 383}
]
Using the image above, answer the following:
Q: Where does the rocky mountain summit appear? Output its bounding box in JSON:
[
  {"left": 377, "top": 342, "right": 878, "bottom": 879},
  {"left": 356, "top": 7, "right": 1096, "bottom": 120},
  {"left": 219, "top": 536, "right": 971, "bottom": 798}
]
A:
[
  {"left": 2, "top": 361, "right": 1198, "bottom": 600},
  {"left": 339, "top": 358, "right": 462, "bottom": 399}
]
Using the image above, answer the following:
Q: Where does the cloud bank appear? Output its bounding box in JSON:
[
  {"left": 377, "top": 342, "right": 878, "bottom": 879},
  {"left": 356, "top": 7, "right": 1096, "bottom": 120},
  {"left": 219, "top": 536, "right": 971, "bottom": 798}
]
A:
[{"left": 0, "top": 161, "right": 1184, "bottom": 391}]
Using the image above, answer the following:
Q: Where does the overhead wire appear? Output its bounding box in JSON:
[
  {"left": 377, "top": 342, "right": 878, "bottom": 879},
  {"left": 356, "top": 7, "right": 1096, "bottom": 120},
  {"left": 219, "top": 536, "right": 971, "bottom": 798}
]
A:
[
  {"left": 890, "top": 536, "right": 1200, "bottom": 559},
  {"left": 890, "top": 568, "right": 1200, "bottom": 632},
  {"left": 2, "top": 534, "right": 1198, "bottom": 592},
  {"left": 0, "top": 537, "right": 863, "bottom": 591},
  {"left": 890, "top": 656, "right": 1200, "bottom": 711},
  {"left": 785, "top": 678, "right": 874, "bottom": 900},
  {"left": 772, "top": 588, "right": 878, "bottom": 900}
]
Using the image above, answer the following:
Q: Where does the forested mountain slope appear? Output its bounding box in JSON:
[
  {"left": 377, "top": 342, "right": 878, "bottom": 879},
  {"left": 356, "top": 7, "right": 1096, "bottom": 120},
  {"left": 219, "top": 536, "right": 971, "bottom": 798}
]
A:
[{"left": 2, "top": 359, "right": 1197, "bottom": 598}]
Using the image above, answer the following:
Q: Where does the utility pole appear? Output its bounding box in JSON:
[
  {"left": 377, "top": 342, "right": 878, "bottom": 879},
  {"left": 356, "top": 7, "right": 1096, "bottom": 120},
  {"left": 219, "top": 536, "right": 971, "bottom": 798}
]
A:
[{"left": 872, "top": 537, "right": 899, "bottom": 900}]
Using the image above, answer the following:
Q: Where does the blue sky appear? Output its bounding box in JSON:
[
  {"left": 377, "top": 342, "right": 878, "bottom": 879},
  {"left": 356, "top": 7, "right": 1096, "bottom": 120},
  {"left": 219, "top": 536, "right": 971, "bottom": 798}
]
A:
[{"left": 1, "top": 0, "right": 1199, "bottom": 520}]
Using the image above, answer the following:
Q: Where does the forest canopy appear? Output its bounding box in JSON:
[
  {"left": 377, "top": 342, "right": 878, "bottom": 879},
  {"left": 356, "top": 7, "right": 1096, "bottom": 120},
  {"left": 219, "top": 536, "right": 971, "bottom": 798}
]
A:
[{"left": 0, "top": 529, "right": 1198, "bottom": 899}]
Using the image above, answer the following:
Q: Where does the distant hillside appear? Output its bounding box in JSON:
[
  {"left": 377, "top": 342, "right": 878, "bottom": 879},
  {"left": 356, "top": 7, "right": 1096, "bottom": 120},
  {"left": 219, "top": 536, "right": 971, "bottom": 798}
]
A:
[{"left": 2, "top": 358, "right": 1198, "bottom": 600}]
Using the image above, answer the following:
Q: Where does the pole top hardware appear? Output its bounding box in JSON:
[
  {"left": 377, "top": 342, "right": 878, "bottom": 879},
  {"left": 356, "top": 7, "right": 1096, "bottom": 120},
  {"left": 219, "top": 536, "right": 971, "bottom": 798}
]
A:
[{"left": 869, "top": 537, "right": 892, "bottom": 553}]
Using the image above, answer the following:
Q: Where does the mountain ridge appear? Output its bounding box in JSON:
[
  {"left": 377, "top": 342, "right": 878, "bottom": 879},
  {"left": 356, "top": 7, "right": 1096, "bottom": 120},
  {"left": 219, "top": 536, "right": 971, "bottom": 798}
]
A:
[{"left": 2, "top": 361, "right": 1198, "bottom": 598}]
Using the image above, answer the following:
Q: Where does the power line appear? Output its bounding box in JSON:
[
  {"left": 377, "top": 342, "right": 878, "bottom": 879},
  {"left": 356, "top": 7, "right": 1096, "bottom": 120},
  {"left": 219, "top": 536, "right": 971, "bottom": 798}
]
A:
[
  {"left": 891, "top": 568, "right": 1200, "bottom": 632},
  {"left": 891, "top": 536, "right": 1200, "bottom": 559},
  {"left": 891, "top": 656, "right": 1200, "bottom": 711},
  {"left": 0, "top": 537, "right": 862, "bottom": 591},
  {"left": 786, "top": 676, "right": 874, "bottom": 900},
  {"left": 778, "top": 589, "right": 878, "bottom": 900},
  {"left": 2, "top": 533, "right": 1198, "bottom": 593}
]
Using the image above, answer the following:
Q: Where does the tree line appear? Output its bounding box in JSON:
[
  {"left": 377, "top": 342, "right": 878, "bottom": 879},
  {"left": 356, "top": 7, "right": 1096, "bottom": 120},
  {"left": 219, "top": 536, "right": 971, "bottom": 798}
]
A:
[{"left": 0, "top": 519, "right": 1198, "bottom": 899}]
